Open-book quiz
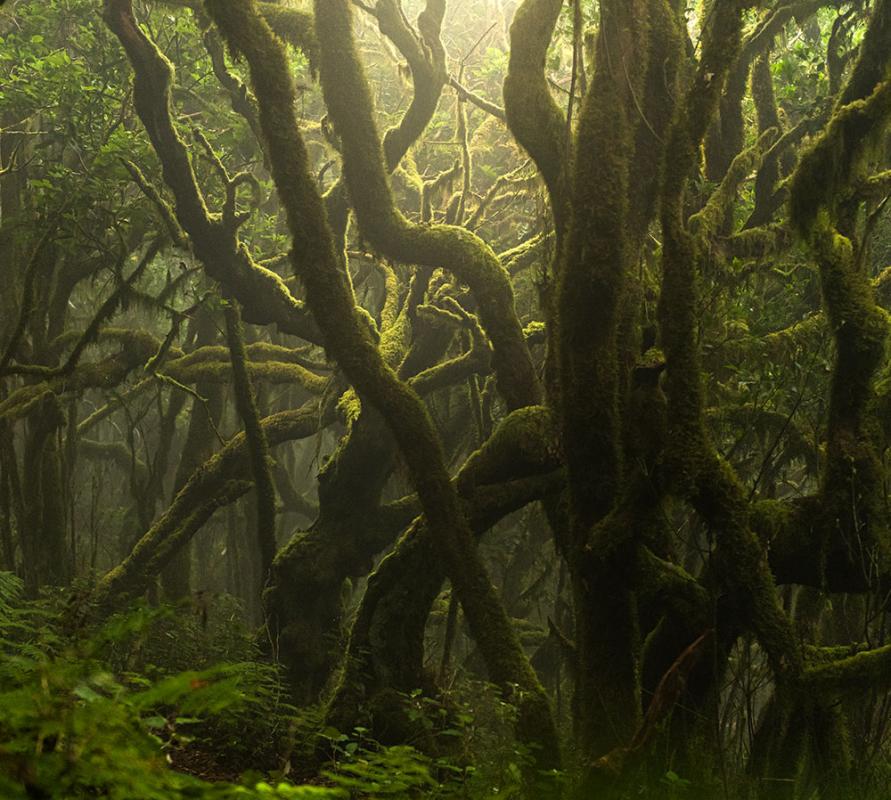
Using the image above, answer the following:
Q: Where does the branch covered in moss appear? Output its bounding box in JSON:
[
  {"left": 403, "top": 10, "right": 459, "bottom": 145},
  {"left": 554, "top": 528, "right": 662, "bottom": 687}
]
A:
[
  {"left": 658, "top": 0, "right": 802, "bottom": 682},
  {"left": 802, "top": 643, "right": 891, "bottom": 694},
  {"left": 103, "top": 0, "right": 322, "bottom": 345},
  {"left": 0, "top": 332, "right": 161, "bottom": 422},
  {"left": 322, "top": 0, "right": 448, "bottom": 255},
  {"left": 690, "top": 128, "right": 777, "bottom": 244},
  {"left": 203, "top": 0, "right": 560, "bottom": 777},
  {"left": 91, "top": 403, "right": 319, "bottom": 607},
  {"left": 310, "top": 0, "right": 540, "bottom": 411},
  {"left": 856, "top": 168, "right": 891, "bottom": 202},
  {"left": 788, "top": 0, "right": 891, "bottom": 559},
  {"left": 376, "top": 0, "right": 447, "bottom": 171},
  {"left": 503, "top": 0, "right": 568, "bottom": 235}
]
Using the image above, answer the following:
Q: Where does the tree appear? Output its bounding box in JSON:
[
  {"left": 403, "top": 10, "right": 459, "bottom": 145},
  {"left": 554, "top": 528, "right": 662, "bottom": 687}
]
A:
[{"left": 2, "top": 0, "right": 891, "bottom": 797}]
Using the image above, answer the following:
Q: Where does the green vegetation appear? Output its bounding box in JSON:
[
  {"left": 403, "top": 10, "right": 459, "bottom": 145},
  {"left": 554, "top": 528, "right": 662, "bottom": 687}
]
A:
[{"left": 2, "top": 0, "right": 891, "bottom": 797}]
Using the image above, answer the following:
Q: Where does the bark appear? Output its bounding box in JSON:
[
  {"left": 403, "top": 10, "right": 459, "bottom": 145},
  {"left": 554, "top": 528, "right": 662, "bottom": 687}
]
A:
[
  {"left": 326, "top": 405, "right": 563, "bottom": 731},
  {"left": 90, "top": 404, "right": 319, "bottom": 609},
  {"left": 161, "top": 313, "right": 224, "bottom": 599},
  {"left": 224, "top": 300, "right": 277, "bottom": 584},
  {"left": 202, "top": 0, "right": 560, "bottom": 782}
]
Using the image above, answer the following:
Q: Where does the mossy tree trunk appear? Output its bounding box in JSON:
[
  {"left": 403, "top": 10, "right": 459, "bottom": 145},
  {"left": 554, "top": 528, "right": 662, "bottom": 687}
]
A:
[
  {"left": 161, "top": 310, "right": 224, "bottom": 600},
  {"left": 92, "top": 0, "right": 891, "bottom": 792}
]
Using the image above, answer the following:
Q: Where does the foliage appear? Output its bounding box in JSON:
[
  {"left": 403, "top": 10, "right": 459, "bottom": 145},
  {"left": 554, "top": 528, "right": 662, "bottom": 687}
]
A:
[
  {"left": 0, "top": 572, "right": 342, "bottom": 799},
  {"left": 2, "top": 0, "right": 891, "bottom": 796}
]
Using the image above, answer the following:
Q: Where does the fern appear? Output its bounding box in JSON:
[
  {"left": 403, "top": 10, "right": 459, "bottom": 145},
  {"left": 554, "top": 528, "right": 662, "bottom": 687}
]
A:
[{"left": 0, "top": 578, "right": 343, "bottom": 800}]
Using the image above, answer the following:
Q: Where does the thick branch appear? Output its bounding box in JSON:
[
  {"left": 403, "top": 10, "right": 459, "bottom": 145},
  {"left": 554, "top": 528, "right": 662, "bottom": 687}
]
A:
[
  {"left": 91, "top": 403, "right": 319, "bottom": 607},
  {"left": 103, "top": 0, "right": 322, "bottom": 345},
  {"left": 311, "top": 0, "right": 540, "bottom": 411},
  {"left": 503, "top": 0, "right": 568, "bottom": 236},
  {"left": 204, "top": 0, "right": 559, "bottom": 776},
  {"left": 658, "top": 0, "right": 802, "bottom": 682}
]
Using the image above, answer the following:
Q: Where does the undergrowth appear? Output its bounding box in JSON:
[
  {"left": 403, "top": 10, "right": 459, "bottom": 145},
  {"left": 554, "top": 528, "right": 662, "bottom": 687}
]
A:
[
  {"left": 0, "top": 572, "right": 558, "bottom": 799},
  {"left": 0, "top": 571, "right": 343, "bottom": 799}
]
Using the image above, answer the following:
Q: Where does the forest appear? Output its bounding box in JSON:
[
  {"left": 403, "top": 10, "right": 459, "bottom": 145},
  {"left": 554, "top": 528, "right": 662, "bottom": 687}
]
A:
[{"left": 2, "top": 0, "right": 891, "bottom": 797}]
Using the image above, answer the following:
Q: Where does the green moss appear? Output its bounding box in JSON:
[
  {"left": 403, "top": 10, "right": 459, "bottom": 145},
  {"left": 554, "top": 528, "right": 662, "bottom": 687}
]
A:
[
  {"left": 802, "top": 642, "right": 891, "bottom": 694},
  {"left": 786, "top": 14, "right": 891, "bottom": 572},
  {"left": 690, "top": 127, "right": 777, "bottom": 243},
  {"left": 257, "top": 2, "right": 319, "bottom": 75},
  {"left": 165, "top": 357, "right": 327, "bottom": 390},
  {"left": 307, "top": 0, "right": 539, "bottom": 410},
  {"left": 790, "top": 89, "right": 891, "bottom": 236},
  {"left": 205, "top": 0, "right": 560, "bottom": 776},
  {"left": 336, "top": 388, "right": 362, "bottom": 426},
  {"left": 725, "top": 224, "right": 787, "bottom": 258},
  {"left": 556, "top": 0, "right": 650, "bottom": 530},
  {"left": 503, "top": 0, "right": 568, "bottom": 236},
  {"left": 654, "top": 0, "right": 804, "bottom": 694},
  {"left": 224, "top": 299, "right": 277, "bottom": 578},
  {"left": 456, "top": 405, "right": 559, "bottom": 493},
  {"left": 94, "top": 404, "right": 319, "bottom": 607}
]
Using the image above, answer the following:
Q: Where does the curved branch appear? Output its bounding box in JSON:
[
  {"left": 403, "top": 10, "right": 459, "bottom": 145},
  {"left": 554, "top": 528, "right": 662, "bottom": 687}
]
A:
[
  {"left": 658, "top": 0, "right": 802, "bottom": 682},
  {"left": 311, "top": 0, "right": 540, "bottom": 411},
  {"left": 103, "top": 0, "right": 322, "bottom": 344},
  {"left": 204, "top": 0, "right": 559, "bottom": 776},
  {"left": 91, "top": 403, "right": 319, "bottom": 607},
  {"left": 503, "top": 0, "right": 568, "bottom": 236},
  {"left": 450, "top": 75, "right": 506, "bottom": 121},
  {"left": 788, "top": 0, "right": 891, "bottom": 547}
]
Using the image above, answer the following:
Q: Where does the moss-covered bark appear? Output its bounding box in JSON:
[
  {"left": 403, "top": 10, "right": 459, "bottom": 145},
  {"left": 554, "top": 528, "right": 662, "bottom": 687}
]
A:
[
  {"left": 503, "top": 0, "right": 568, "bottom": 238},
  {"left": 103, "top": 0, "right": 322, "bottom": 345},
  {"left": 91, "top": 404, "right": 319, "bottom": 609},
  {"left": 548, "top": 0, "right": 684, "bottom": 774},
  {"left": 788, "top": 0, "right": 891, "bottom": 591},
  {"left": 202, "top": 0, "right": 561, "bottom": 783},
  {"left": 224, "top": 299, "right": 277, "bottom": 584},
  {"left": 307, "top": 0, "right": 539, "bottom": 413},
  {"left": 326, "top": 405, "right": 563, "bottom": 736}
]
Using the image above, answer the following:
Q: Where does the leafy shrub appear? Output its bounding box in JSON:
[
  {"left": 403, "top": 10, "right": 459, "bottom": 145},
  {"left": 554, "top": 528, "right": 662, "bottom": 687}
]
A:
[{"left": 0, "top": 572, "right": 341, "bottom": 800}]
